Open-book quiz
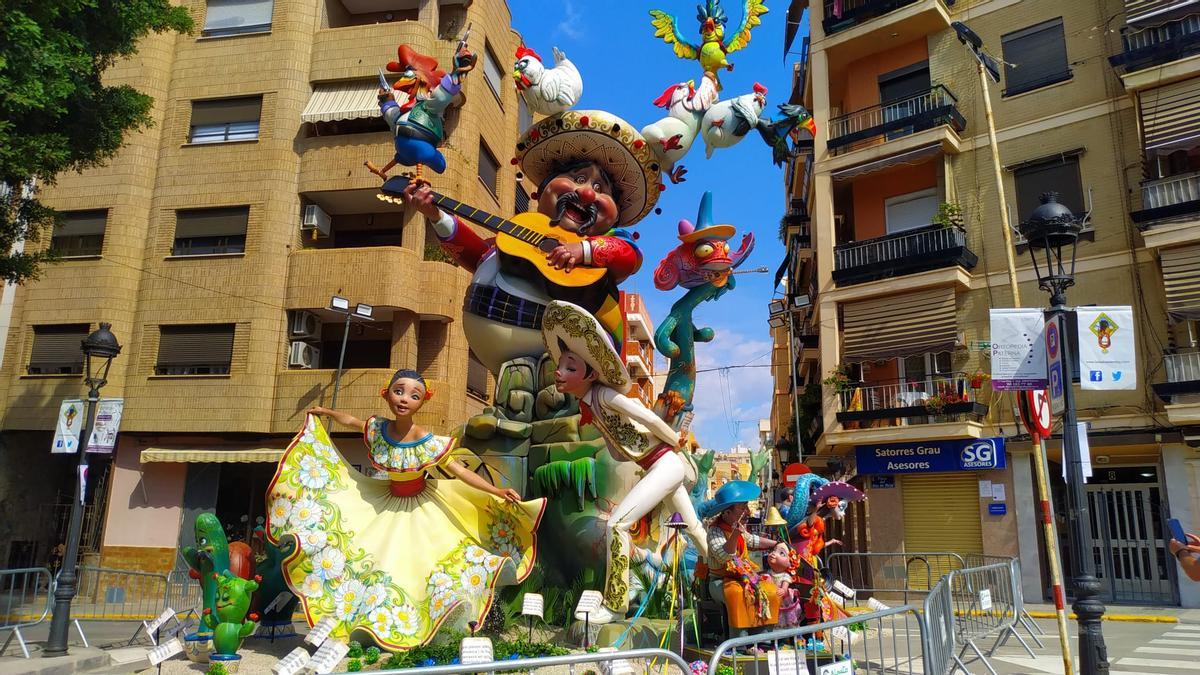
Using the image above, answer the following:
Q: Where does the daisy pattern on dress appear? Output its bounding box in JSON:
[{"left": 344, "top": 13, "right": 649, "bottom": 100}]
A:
[
  {"left": 459, "top": 565, "right": 489, "bottom": 596},
  {"left": 362, "top": 582, "right": 388, "bottom": 612},
  {"left": 290, "top": 496, "right": 323, "bottom": 529},
  {"left": 333, "top": 579, "right": 366, "bottom": 621},
  {"left": 298, "top": 527, "right": 329, "bottom": 556},
  {"left": 392, "top": 604, "right": 420, "bottom": 637},
  {"left": 367, "top": 605, "right": 393, "bottom": 635},
  {"left": 298, "top": 455, "right": 330, "bottom": 490},
  {"left": 268, "top": 495, "right": 292, "bottom": 524},
  {"left": 311, "top": 547, "right": 346, "bottom": 582},
  {"left": 428, "top": 589, "right": 458, "bottom": 621},
  {"left": 427, "top": 571, "right": 454, "bottom": 592},
  {"left": 464, "top": 545, "right": 488, "bottom": 565},
  {"left": 302, "top": 573, "right": 325, "bottom": 598}
]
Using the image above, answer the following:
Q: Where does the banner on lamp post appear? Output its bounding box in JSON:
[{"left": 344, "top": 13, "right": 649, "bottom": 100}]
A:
[
  {"left": 989, "top": 309, "right": 1048, "bottom": 390},
  {"left": 1076, "top": 306, "right": 1136, "bottom": 390},
  {"left": 51, "top": 399, "right": 84, "bottom": 454},
  {"left": 86, "top": 398, "right": 124, "bottom": 454}
]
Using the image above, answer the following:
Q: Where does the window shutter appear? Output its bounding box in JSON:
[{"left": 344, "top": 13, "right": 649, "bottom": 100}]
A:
[
  {"left": 478, "top": 144, "right": 499, "bottom": 194},
  {"left": 29, "top": 325, "right": 88, "bottom": 372},
  {"left": 467, "top": 351, "right": 489, "bottom": 397},
  {"left": 158, "top": 325, "right": 235, "bottom": 366},
  {"left": 55, "top": 211, "right": 107, "bottom": 237},
  {"left": 1139, "top": 79, "right": 1200, "bottom": 154},
  {"left": 191, "top": 97, "right": 262, "bottom": 126},
  {"left": 202, "top": 0, "right": 274, "bottom": 36},
  {"left": 1014, "top": 157, "right": 1084, "bottom": 219},
  {"left": 1002, "top": 19, "right": 1069, "bottom": 95},
  {"left": 483, "top": 45, "right": 504, "bottom": 101},
  {"left": 176, "top": 207, "right": 250, "bottom": 238}
]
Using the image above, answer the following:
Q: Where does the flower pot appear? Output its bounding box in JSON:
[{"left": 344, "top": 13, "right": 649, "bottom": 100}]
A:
[
  {"left": 184, "top": 633, "right": 213, "bottom": 663},
  {"left": 210, "top": 653, "right": 242, "bottom": 673}
]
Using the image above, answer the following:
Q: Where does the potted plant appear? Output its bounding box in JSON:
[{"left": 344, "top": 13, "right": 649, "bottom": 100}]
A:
[
  {"left": 822, "top": 366, "right": 855, "bottom": 394},
  {"left": 968, "top": 370, "right": 990, "bottom": 389},
  {"left": 932, "top": 202, "right": 964, "bottom": 229},
  {"left": 923, "top": 394, "right": 947, "bottom": 415}
]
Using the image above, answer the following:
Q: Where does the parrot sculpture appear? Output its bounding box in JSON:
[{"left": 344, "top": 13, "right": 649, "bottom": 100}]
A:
[
  {"left": 649, "top": 0, "right": 769, "bottom": 89},
  {"left": 699, "top": 83, "right": 768, "bottom": 158},
  {"left": 639, "top": 76, "right": 719, "bottom": 184},
  {"left": 512, "top": 45, "right": 583, "bottom": 117},
  {"left": 756, "top": 103, "right": 816, "bottom": 166}
]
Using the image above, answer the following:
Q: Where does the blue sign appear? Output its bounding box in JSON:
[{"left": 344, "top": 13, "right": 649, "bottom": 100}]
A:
[
  {"left": 855, "top": 437, "right": 1007, "bottom": 475},
  {"left": 988, "top": 503, "right": 1007, "bottom": 516},
  {"left": 870, "top": 475, "right": 895, "bottom": 489}
]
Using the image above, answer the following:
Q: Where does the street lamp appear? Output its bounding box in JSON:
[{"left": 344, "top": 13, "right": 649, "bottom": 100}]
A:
[
  {"left": 328, "top": 295, "right": 374, "bottom": 410},
  {"left": 1018, "top": 192, "right": 1109, "bottom": 673},
  {"left": 44, "top": 322, "right": 121, "bottom": 657}
]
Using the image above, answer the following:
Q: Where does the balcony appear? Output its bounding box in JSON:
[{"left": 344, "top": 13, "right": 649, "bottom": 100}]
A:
[
  {"left": 298, "top": 131, "right": 393, "bottom": 194},
  {"left": 310, "top": 20, "right": 435, "bottom": 82},
  {"left": 829, "top": 86, "right": 965, "bottom": 156},
  {"left": 1111, "top": 15, "right": 1200, "bottom": 75},
  {"left": 820, "top": 0, "right": 952, "bottom": 64},
  {"left": 1152, "top": 351, "right": 1200, "bottom": 424},
  {"left": 1132, "top": 171, "right": 1200, "bottom": 234},
  {"left": 782, "top": 213, "right": 812, "bottom": 250},
  {"left": 833, "top": 224, "right": 977, "bottom": 285},
  {"left": 834, "top": 374, "right": 988, "bottom": 424},
  {"left": 624, "top": 341, "right": 655, "bottom": 378},
  {"left": 286, "top": 246, "right": 467, "bottom": 317}
]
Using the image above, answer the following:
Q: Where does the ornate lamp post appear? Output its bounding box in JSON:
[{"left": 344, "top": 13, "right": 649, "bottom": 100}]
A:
[
  {"left": 1018, "top": 193, "right": 1109, "bottom": 673},
  {"left": 44, "top": 323, "right": 121, "bottom": 657}
]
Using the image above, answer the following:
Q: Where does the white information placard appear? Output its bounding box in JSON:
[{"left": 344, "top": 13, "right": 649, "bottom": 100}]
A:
[
  {"left": 51, "top": 399, "right": 84, "bottom": 454},
  {"left": 460, "top": 637, "right": 494, "bottom": 666},
  {"left": 979, "top": 589, "right": 993, "bottom": 611},
  {"left": 521, "top": 592, "right": 544, "bottom": 618},
  {"left": 1076, "top": 306, "right": 1136, "bottom": 390},
  {"left": 818, "top": 659, "right": 855, "bottom": 675},
  {"left": 831, "top": 580, "right": 856, "bottom": 599},
  {"left": 147, "top": 637, "right": 184, "bottom": 666},
  {"left": 272, "top": 647, "right": 311, "bottom": 675},
  {"left": 85, "top": 398, "right": 124, "bottom": 453},
  {"left": 304, "top": 616, "right": 337, "bottom": 647},
  {"left": 144, "top": 607, "right": 176, "bottom": 633},
  {"left": 766, "top": 649, "right": 810, "bottom": 675},
  {"left": 574, "top": 590, "right": 603, "bottom": 617},
  {"left": 990, "top": 309, "right": 1048, "bottom": 390},
  {"left": 308, "top": 639, "right": 349, "bottom": 674}
]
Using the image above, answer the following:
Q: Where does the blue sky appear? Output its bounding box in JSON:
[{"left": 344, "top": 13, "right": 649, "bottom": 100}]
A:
[{"left": 508, "top": 1, "right": 809, "bottom": 449}]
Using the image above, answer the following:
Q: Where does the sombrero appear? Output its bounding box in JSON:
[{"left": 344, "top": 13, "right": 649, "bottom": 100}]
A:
[
  {"left": 677, "top": 191, "right": 736, "bottom": 243},
  {"left": 812, "top": 480, "right": 865, "bottom": 505},
  {"left": 516, "top": 110, "right": 663, "bottom": 227},
  {"left": 699, "top": 480, "right": 761, "bottom": 519},
  {"left": 542, "top": 301, "right": 631, "bottom": 394}
]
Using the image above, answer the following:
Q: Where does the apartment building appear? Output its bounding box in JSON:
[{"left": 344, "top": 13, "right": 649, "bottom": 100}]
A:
[
  {"left": 774, "top": 0, "right": 1200, "bottom": 607},
  {"left": 620, "top": 292, "right": 658, "bottom": 408},
  {"left": 0, "top": 0, "right": 533, "bottom": 574}
]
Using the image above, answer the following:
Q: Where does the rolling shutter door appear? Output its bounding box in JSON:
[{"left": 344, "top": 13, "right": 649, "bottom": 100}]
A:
[
  {"left": 1161, "top": 244, "right": 1200, "bottom": 319},
  {"left": 902, "top": 473, "right": 982, "bottom": 587},
  {"left": 1140, "top": 79, "right": 1200, "bottom": 154},
  {"left": 842, "top": 287, "right": 957, "bottom": 362}
]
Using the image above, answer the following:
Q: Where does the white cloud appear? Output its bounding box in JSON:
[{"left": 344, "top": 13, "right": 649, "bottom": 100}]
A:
[
  {"left": 555, "top": 1, "right": 584, "bottom": 40},
  {"left": 680, "top": 325, "right": 773, "bottom": 451}
]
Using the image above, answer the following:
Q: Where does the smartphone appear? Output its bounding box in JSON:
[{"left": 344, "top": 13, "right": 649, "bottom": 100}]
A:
[{"left": 1168, "top": 518, "right": 1187, "bottom": 543}]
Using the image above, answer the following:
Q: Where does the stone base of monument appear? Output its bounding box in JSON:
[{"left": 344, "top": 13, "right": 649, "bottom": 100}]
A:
[{"left": 569, "top": 610, "right": 695, "bottom": 650}]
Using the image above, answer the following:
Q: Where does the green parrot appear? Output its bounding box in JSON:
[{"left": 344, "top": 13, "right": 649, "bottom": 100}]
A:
[
  {"left": 182, "top": 513, "right": 231, "bottom": 636},
  {"left": 650, "top": 0, "right": 769, "bottom": 89}
]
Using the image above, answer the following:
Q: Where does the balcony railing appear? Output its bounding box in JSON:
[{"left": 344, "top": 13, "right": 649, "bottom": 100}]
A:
[
  {"left": 822, "top": 0, "right": 951, "bottom": 36},
  {"left": 833, "top": 223, "right": 977, "bottom": 285},
  {"left": 1132, "top": 171, "right": 1200, "bottom": 226},
  {"left": 835, "top": 374, "right": 988, "bottom": 423},
  {"left": 828, "top": 86, "right": 965, "bottom": 154},
  {"left": 1110, "top": 13, "right": 1200, "bottom": 72},
  {"left": 1153, "top": 350, "right": 1200, "bottom": 401}
]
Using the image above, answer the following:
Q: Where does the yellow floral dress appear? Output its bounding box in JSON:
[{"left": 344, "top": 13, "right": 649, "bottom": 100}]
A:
[{"left": 266, "top": 414, "right": 546, "bottom": 650}]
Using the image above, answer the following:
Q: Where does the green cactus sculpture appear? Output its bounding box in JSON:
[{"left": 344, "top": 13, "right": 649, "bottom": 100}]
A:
[
  {"left": 201, "top": 571, "right": 260, "bottom": 657},
  {"left": 183, "top": 513, "right": 231, "bottom": 636}
]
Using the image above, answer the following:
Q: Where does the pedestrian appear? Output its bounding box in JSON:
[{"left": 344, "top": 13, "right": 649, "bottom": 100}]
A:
[{"left": 1169, "top": 531, "right": 1200, "bottom": 582}]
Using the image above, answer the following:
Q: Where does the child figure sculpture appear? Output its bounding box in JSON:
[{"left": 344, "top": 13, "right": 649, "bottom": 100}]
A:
[
  {"left": 541, "top": 300, "right": 709, "bottom": 624},
  {"left": 766, "top": 543, "right": 802, "bottom": 628}
]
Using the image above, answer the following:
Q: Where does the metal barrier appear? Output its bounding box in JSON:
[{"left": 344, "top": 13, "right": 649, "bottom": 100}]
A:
[
  {"left": 707, "top": 604, "right": 928, "bottom": 675},
  {"left": 0, "top": 567, "right": 52, "bottom": 658},
  {"left": 367, "top": 647, "right": 692, "bottom": 674},
  {"left": 826, "top": 551, "right": 967, "bottom": 605},
  {"left": 963, "top": 554, "right": 1045, "bottom": 649},
  {"left": 923, "top": 575, "right": 956, "bottom": 675},
  {"left": 75, "top": 565, "right": 173, "bottom": 647},
  {"left": 946, "top": 561, "right": 1033, "bottom": 675},
  {"left": 165, "top": 569, "right": 200, "bottom": 617}
]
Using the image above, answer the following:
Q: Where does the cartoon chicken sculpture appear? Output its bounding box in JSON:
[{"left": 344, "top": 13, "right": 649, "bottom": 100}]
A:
[
  {"left": 700, "top": 82, "right": 767, "bottom": 158},
  {"left": 639, "top": 75, "right": 718, "bottom": 184},
  {"left": 649, "top": 0, "right": 769, "bottom": 89},
  {"left": 512, "top": 45, "right": 583, "bottom": 117}
]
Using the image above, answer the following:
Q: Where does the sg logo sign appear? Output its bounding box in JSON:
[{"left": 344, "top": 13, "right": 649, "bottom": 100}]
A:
[{"left": 961, "top": 440, "right": 999, "bottom": 469}]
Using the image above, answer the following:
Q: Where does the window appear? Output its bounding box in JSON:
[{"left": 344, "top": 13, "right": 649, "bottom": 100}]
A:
[
  {"left": 467, "top": 350, "right": 489, "bottom": 398},
  {"left": 898, "top": 352, "right": 953, "bottom": 382},
  {"left": 189, "top": 97, "right": 262, "bottom": 144},
  {"left": 518, "top": 96, "right": 533, "bottom": 133},
  {"left": 478, "top": 143, "right": 500, "bottom": 196},
  {"left": 156, "top": 324, "right": 235, "bottom": 375},
  {"left": 438, "top": 4, "right": 468, "bottom": 40},
  {"left": 173, "top": 206, "right": 249, "bottom": 256},
  {"left": 1001, "top": 18, "right": 1070, "bottom": 96},
  {"left": 514, "top": 183, "right": 531, "bottom": 213},
  {"left": 27, "top": 324, "right": 88, "bottom": 375},
  {"left": 51, "top": 210, "right": 106, "bottom": 257},
  {"left": 202, "top": 0, "right": 274, "bottom": 37},
  {"left": 318, "top": 320, "right": 391, "bottom": 369},
  {"left": 879, "top": 62, "right": 930, "bottom": 140},
  {"left": 482, "top": 43, "right": 504, "bottom": 104},
  {"left": 1014, "top": 155, "right": 1084, "bottom": 222},
  {"left": 884, "top": 188, "right": 938, "bottom": 234}
]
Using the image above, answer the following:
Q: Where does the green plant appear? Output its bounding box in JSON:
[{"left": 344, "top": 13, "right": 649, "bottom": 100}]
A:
[
  {"left": 716, "top": 666, "right": 736, "bottom": 675},
  {"left": 347, "top": 658, "right": 363, "bottom": 672},
  {"left": 923, "top": 395, "right": 946, "bottom": 414},
  {"left": 968, "top": 370, "right": 990, "bottom": 389},
  {"left": 822, "top": 367, "right": 854, "bottom": 394},
  {"left": 205, "top": 664, "right": 228, "bottom": 675},
  {"left": 364, "top": 646, "right": 381, "bottom": 665},
  {"left": 424, "top": 241, "right": 457, "bottom": 265},
  {"left": 347, "top": 640, "right": 364, "bottom": 659},
  {"left": 932, "top": 201, "right": 964, "bottom": 228}
]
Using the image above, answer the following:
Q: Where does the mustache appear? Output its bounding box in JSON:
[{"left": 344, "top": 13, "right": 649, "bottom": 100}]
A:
[{"left": 550, "top": 192, "right": 599, "bottom": 232}]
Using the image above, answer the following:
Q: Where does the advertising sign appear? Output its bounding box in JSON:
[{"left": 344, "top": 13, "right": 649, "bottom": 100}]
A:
[
  {"left": 1045, "top": 315, "right": 1065, "bottom": 414},
  {"left": 51, "top": 399, "right": 84, "bottom": 454},
  {"left": 855, "top": 438, "right": 1007, "bottom": 475},
  {"left": 86, "top": 398, "right": 124, "bottom": 454},
  {"left": 990, "top": 309, "right": 1048, "bottom": 390},
  {"left": 1076, "top": 306, "right": 1136, "bottom": 391}
]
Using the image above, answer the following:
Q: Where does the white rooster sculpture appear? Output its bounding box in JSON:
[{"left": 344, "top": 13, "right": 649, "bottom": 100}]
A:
[
  {"left": 512, "top": 45, "right": 583, "bottom": 117},
  {"left": 640, "top": 75, "right": 718, "bottom": 184},
  {"left": 699, "top": 82, "right": 767, "bottom": 158}
]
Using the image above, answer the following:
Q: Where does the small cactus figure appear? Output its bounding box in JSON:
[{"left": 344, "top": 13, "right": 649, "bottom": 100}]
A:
[{"left": 202, "top": 572, "right": 261, "bottom": 658}]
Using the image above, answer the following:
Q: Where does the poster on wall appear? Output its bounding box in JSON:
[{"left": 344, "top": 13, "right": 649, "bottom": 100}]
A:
[
  {"left": 51, "top": 399, "right": 84, "bottom": 454},
  {"left": 1075, "top": 306, "right": 1136, "bottom": 390},
  {"left": 86, "top": 398, "right": 124, "bottom": 453},
  {"left": 989, "top": 309, "right": 1047, "bottom": 390}
]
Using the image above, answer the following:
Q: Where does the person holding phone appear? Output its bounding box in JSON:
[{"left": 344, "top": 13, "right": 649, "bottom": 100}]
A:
[{"left": 1168, "top": 518, "right": 1200, "bottom": 582}]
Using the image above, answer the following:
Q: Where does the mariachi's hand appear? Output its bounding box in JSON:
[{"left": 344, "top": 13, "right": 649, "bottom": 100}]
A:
[
  {"left": 547, "top": 242, "right": 584, "bottom": 271},
  {"left": 403, "top": 181, "right": 441, "bottom": 221}
]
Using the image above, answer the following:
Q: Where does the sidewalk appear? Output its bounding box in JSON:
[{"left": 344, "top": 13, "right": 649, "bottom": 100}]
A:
[{"left": 1024, "top": 602, "right": 1200, "bottom": 623}]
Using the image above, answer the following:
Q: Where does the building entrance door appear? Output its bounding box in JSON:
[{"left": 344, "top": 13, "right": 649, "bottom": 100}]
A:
[{"left": 1083, "top": 465, "right": 1177, "bottom": 605}]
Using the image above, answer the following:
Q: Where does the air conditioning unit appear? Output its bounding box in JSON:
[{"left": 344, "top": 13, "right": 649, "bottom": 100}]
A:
[
  {"left": 289, "top": 341, "right": 320, "bottom": 369},
  {"left": 290, "top": 311, "right": 320, "bottom": 339},
  {"left": 301, "top": 204, "right": 332, "bottom": 237}
]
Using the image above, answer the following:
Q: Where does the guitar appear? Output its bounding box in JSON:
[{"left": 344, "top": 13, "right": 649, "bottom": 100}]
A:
[{"left": 378, "top": 175, "right": 606, "bottom": 287}]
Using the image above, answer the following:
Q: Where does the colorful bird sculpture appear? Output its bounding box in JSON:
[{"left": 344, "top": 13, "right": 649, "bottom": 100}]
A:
[
  {"left": 755, "top": 103, "right": 816, "bottom": 166},
  {"left": 649, "top": 0, "right": 769, "bottom": 89},
  {"left": 639, "top": 75, "right": 718, "bottom": 184}
]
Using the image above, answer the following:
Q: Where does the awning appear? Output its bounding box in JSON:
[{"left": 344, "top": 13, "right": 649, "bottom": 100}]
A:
[
  {"left": 141, "top": 448, "right": 284, "bottom": 464},
  {"left": 1140, "top": 78, "right": 1200, "bottom": 154},
  {"left": 301, "top": 81, "right": 379, "bottom": 124},
  {"left": 842, "top": 287, "right": 958, "bottom": 362},
  {"left": 831, "top": 144, "right": 942, "bottom": 181},
  {"left": 1161, "top": 244, "right": 1200, "bottom": 319}
]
